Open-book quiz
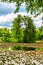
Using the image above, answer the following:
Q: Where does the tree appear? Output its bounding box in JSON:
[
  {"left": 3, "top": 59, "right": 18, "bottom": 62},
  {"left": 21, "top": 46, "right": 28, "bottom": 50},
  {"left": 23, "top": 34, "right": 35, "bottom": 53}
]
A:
[
  {"left": 23, "top": 16, "right": 36, "bottom": 43},
  {"left": 12, "top": 15, "right": 24, "bottom": 43},
  {"left": 12, "top": 15, "right": 36, "bottom": 43},
  {"left": 1, "top": 0, "right": 43, "bottom": 15},
  {"left": 2, "top": 28, "right": 11, "bottom": 42},
  {"left": 0, "top": 28, "right": 12, "bottom": 42},
  {"left": 36, "top": 26, "right": 43, "bottom": 40},
  {"left": 0, "top": 28, "right": 3, "bottom": 37},
  {"left": 38, "top": 26, "right": 43, "bottom": 40}
]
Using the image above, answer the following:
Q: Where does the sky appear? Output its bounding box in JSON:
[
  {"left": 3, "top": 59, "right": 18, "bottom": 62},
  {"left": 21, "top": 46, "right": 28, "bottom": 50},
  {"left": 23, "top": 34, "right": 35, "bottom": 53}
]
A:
[{"left": 0, "top": 2, "right": 43, "bottom": 29}]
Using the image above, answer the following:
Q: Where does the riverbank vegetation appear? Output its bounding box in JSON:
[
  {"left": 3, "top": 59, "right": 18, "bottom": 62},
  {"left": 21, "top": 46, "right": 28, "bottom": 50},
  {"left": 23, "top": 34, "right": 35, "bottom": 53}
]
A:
[
  {"left": 0, "top": 15, "right": 43, "bottom": 43},
  {"left": 0, "top": 0, "right": 43, "bottom": 43}
]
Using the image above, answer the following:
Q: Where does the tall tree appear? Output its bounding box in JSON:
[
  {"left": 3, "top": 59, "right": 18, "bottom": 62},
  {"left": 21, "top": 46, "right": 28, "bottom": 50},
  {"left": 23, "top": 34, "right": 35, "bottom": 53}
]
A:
[
  {"left": 23, "top": 16, "right": 36, "bottom": 43},
  {"left": 12, "top": 15, "right": 36, "bottom": 43},
  {"left": 12, "top": 15, "right": 23, "bottom": 42}
]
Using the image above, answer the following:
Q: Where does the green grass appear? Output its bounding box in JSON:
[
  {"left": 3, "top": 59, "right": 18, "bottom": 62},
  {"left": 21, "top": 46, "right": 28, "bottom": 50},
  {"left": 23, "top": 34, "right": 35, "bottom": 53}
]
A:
[{"left": 10, "top": 46, "right": 43, "bottom": 51}]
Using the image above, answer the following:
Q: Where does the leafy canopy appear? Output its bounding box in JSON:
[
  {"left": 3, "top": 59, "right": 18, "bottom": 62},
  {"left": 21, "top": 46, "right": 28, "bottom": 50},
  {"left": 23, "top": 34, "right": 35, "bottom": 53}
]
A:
[
  {"left": 12, "top": 15, "right": 36, "bottom": 43},
  {"left": 1, "top": 0, "right": 43, "bottom": 14}
]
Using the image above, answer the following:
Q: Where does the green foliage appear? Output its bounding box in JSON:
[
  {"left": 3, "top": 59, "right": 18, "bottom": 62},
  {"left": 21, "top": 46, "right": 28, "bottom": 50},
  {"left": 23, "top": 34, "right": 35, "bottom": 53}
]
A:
[
  {"left": 2, "top": 28, "right": 11, "bottom": 42},
  {"left": 11, "top": 46, "right": 36, "bottom": 51},
  {"left": 35, "top": 47, "right": 43, "bottom": 51},
  {"left": 12, "top": 15, "right": 36, "bottom": 43},
  {"left": 36, "top": 26, "right": 43, "bottom": 40},
  {"left": 0, "top": 15, "right": 36, "bottom": 43},
  {"left": 12, "top": 15, "right": 24, "bottom": 43},
  {"left": 11, "top": 46, "right": 23, "bottom": 50},
  {"left": 1, "top": 0, "right": 43, "bottom": 14},
  {"left": 0, "top": 28, "right": 13, "bottom": 42},
  {"left": 0, "top": 37, "right": 3, "bottom": 42},
  {"left": 0, "top": 0, "right": 43, "bottom": 43},
  {"left": 23, "top": 16, "right": 36, "bottom": 43},
  {"left": 0, "top": 15, "right": 43, "bottom": 43}
]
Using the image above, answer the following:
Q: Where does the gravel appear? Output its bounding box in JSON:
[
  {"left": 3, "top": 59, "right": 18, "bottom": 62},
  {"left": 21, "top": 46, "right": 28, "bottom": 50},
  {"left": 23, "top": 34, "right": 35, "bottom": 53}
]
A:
[{"left": 0, "top": 50, "right": 43, "bottom": 65}]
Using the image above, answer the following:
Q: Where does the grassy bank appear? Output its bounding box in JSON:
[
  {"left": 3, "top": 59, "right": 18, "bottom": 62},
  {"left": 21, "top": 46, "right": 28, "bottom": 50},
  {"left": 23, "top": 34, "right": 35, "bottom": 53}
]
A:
[
  {"left": 0, "top": 41, "right": 43, "bottom": 48},
  {"left": 0, "top": 41, "right": 43, "bottom": 51}
]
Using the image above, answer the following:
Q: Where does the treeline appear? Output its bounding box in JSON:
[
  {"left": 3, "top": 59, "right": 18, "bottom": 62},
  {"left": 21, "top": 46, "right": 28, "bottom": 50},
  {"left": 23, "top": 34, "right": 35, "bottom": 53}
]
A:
[{"left": 0, "top": 15, "right": 43, "bottom": 43}]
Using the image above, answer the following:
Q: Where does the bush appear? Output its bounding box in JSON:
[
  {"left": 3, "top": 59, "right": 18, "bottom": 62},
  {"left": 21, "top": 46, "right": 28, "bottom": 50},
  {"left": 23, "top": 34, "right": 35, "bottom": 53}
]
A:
[
  {"left": 11, "top": 46, "right": 36, "bottom": 51},
  {"left": 0, "top": 37, "right": 3, "bottom": 42}
]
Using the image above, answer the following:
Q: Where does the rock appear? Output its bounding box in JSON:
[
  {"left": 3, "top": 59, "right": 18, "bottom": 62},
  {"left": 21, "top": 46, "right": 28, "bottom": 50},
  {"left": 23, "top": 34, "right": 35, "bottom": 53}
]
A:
[{"left": 0, "top": 50, "right": 43, "bottom": 65}]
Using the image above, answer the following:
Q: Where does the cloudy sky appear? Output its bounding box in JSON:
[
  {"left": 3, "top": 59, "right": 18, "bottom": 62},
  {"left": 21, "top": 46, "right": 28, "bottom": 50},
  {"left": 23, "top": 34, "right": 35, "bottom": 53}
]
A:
[{"left": 0, "top": 2, "right": 43, "bottom": 29}]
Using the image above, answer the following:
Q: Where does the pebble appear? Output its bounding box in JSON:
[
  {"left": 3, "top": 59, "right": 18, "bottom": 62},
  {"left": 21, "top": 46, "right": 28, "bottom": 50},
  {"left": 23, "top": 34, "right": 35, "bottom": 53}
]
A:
[{"left": 0, "top": 50, "right": 43, "bottom": 65}]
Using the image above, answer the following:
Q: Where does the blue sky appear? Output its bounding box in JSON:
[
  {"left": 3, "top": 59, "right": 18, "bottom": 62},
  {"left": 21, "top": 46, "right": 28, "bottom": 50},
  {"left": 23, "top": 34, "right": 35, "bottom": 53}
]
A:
[
  {"left": 0, "top": 2, "right": 26, "bottom": 16},
  {"left": 0, "top": 2, "right": 16, "bottom": 16},
  {"left": 0, "top": 2, "right": 43, "bottom": 29}
]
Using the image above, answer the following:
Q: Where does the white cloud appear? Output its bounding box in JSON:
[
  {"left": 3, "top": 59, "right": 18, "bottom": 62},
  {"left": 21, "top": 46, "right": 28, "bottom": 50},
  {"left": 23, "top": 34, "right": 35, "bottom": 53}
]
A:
[
  {"left": 0, "top": 12, "right": 29, "bottom": 23},
  {"left": 32, "top": 13, "right": 43, "bottom": 28},
  {"left": 0, "top": 12, "right": 43, "bottom": 28},
  {"left": 0, "top": 13, "right": 16, "bottom": 23},
  {"left": 0, "top": 2, "right": 43, "bottom": 29},
  {"left": 0, "top": 2, "right": 16, "bottom": 8},
  {"left": 34, "top": 21, "right": 42, "bottom": 28},
  {"left": 21, "top": 2, "right": 25, "bottom": 6},
  {"left": 0, "top": 2, "right": 16, "bottom": 15}
]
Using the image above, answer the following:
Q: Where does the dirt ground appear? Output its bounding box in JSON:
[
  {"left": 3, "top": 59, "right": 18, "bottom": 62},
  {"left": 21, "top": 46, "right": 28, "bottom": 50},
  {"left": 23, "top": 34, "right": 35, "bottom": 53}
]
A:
[{"left": 0, "top": 41, "right": 43, "bottom": 48}]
